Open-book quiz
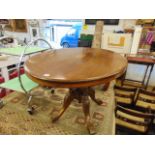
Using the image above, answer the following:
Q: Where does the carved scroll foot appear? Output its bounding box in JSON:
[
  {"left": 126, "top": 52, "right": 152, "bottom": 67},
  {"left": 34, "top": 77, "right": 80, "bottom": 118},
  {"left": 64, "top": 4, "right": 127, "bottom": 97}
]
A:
[{"left": 88, "top": 87, "right": 107, "bottom": 106}]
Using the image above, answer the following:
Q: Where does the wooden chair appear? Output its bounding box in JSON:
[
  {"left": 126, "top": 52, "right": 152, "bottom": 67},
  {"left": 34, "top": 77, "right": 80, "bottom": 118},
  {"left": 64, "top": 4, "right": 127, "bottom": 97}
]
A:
[
  {"left": 115, "top": 105, "right": 154, "bottom": 134},
  {"left": 114, "top": 85, "right": 137, "bottom": 108},
  {"left": 134, "top": 89, "right": 155, "bottom": 113}
]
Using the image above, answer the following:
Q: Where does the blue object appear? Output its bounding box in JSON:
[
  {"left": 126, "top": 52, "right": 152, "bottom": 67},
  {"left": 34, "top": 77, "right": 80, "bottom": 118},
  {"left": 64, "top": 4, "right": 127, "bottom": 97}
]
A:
[{"left": 60, "top": 24, "right": 82, "bottom": 48}]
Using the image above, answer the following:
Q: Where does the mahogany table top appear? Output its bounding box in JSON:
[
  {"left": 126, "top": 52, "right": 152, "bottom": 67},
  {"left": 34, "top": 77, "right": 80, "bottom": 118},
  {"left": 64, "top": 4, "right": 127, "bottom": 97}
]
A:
[{"left": 24, "top": 48, "right": 127, "bottom": 88}]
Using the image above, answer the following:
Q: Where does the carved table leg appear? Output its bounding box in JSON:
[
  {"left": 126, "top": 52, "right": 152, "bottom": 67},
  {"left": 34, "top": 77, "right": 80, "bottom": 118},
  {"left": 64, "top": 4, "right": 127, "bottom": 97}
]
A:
[
  {"left": 52, "top": 87, "right": 106, "bottom": 134},
  {"left": 81, "top": 95, "right": 96, "bottom": 134},
  {"left": 52, "top": 92, "right": 74, "bottom": 123},
  {"left": 102, "top": 82, "right": 110, "bottom": 91},
  {"left": 88, "top": 87, "right": 107, "bottom": 106}
]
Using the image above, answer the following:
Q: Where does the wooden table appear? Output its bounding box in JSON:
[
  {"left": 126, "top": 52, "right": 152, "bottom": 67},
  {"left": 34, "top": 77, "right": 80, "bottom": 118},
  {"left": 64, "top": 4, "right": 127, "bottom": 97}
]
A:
[
  {"left": 24, "top": 47, "right": 127, "bottom": 134},
  {"left": 126, "top": 55, "right": 155, "bottom": 88}
]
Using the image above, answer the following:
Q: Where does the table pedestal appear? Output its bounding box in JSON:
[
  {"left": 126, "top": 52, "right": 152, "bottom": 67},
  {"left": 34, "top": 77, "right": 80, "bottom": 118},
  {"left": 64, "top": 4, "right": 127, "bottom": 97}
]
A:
[{"left": 52, "top": 87, "right": 106, "bottom": 134}]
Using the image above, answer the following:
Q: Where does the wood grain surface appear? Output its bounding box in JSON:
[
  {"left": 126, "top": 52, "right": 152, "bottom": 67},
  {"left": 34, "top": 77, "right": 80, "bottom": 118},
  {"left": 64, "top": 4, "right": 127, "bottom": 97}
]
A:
[{"left": 25, "top": 47, "right": 127, "bottom": 88}]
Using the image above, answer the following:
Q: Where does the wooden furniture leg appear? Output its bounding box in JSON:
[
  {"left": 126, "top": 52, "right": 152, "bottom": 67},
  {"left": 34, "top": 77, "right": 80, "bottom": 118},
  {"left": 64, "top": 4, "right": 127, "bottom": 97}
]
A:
[
  {"left": 52, "top": 92, "right": 73, "bottom": 122},
  {"left": 81, "top": 95, "right": 96, "bottom": 134},
  {"left": 52, "top": 87, "right": 106, "bottom": 134},
  {"left": 88, "top": 87, "right": 107, "bottom": 106},
  {"left": 102, "top": 82, "right": 110, "bottom": 91},
  {"left": 145, "top": 64, "right": 154, "bottom": 89},
  {"left": 142, "top": 65, "right": 149, "bottom": 88}
]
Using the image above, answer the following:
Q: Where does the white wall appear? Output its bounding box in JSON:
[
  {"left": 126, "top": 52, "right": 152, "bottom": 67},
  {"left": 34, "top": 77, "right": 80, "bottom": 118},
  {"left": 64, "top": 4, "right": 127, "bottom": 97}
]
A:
[
  {"left": 130, "top": 26, "right": 143, "bottom": 54},
  {"left": 81, "top": 19, "right": 137, "bottom": 34},
  {"left": 4, "top": 31, "right": 30, "bottom": 42}
]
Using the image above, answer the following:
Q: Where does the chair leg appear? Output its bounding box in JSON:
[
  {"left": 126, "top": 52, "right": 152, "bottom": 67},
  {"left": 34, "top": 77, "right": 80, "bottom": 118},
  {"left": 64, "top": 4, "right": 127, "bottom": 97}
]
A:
[
  {"left": 88, "top": 87, "right": 107, "bottom": 106},
  {"left": 27, "top": 95, "right": 34, "bottom": 115}
]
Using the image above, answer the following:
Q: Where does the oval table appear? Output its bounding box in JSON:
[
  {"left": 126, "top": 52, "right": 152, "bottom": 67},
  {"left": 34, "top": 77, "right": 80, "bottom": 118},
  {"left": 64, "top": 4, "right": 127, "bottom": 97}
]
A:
[{"left": 24, "top": 47, "right": 127, "bottom": 134}]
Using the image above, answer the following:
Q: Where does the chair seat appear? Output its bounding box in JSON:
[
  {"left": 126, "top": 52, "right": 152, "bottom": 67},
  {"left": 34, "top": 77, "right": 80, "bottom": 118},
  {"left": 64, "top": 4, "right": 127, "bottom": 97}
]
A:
[
  {"left": 117, "top": 110, "right": 145, "bottom": 123},
  {"left": 135, "top": 89, "right": 155, "bottom": 111},
  {"left": 116, "top": 105, "right": 153, "bottom": 134},
  {"left": 116, "top": 79, "right": 143, "bottom": 88},
  {"left": 115, "top": 96, "right": 132, "bottom": 105},
  {"left": 116, "top": 118, "right": 147, "bottom": 133},
  {"left": 114, "top": 85, "right": 137, "bottom": 106},
  {"left": 136, "top": 100, "right": 155, "bottom": 110},
  {"left": 0, "top": 74, "right": 38, "bottom": 93}
]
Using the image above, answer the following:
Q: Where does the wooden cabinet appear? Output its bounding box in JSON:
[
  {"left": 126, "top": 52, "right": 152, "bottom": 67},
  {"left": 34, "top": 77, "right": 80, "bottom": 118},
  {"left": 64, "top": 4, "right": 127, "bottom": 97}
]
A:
[{"left": 6, "top": 19, "right": 27, "bottom": 32}]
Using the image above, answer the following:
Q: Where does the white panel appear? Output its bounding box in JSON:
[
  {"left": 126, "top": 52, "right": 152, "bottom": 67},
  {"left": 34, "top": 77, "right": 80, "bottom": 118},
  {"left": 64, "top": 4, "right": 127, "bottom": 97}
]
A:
[
  {"left": 130, "top": 26, "right": 143, "bottom": 54},
  {"left": 101, "top": 32, "right": 132, "bottom": 54}
]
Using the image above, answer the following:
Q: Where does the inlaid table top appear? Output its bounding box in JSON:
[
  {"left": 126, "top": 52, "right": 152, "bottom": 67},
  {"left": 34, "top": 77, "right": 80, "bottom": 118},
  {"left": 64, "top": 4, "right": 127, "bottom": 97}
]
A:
[{"left": 25, "top": 47, "right": 127, "bottom": 88}]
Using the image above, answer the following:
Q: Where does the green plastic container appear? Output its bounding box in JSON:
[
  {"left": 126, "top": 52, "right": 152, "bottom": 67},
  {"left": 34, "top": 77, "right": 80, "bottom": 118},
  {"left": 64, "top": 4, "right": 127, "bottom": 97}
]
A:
[{"left": 80, "top": 34, "right": 94, "bottom": 41}]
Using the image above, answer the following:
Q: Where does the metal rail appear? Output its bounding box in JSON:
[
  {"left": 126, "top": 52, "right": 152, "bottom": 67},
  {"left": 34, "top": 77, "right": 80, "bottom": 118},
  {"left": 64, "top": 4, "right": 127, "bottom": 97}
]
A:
[{"left": 17, "top": 38, "right": 53, "bottom": 95}]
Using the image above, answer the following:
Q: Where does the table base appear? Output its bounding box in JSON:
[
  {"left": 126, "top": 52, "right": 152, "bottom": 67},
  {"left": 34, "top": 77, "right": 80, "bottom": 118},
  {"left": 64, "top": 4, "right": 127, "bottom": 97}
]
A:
[{"left": 52, "top": 87, "right": 107, "bottom": 134}]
